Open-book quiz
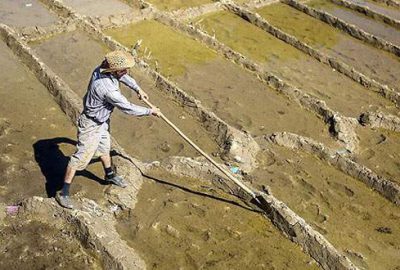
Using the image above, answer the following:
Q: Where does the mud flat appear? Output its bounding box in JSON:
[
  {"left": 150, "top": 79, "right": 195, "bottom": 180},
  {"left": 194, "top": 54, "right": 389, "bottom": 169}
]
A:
[
  {"left": 195, "top": 10, "right": 398, "bottom": 118},
  {"left": 256, "top": 2, "right": 400, "bottom": 94},
  {"left": 116, "top": 167, "right": 319, "bottom": 269},
  {"left": 307, "top": 0, "right": 400, "bottom": 46},
  {"left": 345, "top": 0, "right": 400, "bottom": 20},
  {"left": 146, "top": 0, "right": 213, "bottom": 11},
  {"left": 105, "top": 20, "right": 339, "bottom": 147},
  {"left": 252, "top": 142, "right": 400, "bottom": 270},
  {"left": 355, "top": 126, "right": 400, "bottom": 184},
  {"left": 31, "top": 31, "right": 219, "bottom": 161},
  {"left": 0, "top": 40, "right": 106, "bottom": 205},
  {"left": 0, "top": 217, "right": 102, "bottom": 270},
  {"left": 0, "top": 0, "right": 59, "bottom": 27}
]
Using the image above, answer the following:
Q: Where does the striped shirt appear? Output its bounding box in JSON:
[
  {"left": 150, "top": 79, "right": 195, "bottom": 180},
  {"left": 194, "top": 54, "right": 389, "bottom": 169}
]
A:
[{"left": 83, "top": 66, "right": 151, "bottom": 123}]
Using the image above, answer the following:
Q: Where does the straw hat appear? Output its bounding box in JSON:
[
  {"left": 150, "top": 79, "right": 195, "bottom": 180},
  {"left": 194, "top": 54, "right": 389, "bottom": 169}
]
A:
[{"left": 101, "top": 50, "right": 135, "bottom": 73}]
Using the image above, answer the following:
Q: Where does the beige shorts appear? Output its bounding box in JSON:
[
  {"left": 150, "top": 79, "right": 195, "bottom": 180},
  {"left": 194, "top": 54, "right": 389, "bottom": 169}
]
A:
[{"left": 69, "top": 114, "right": 110, "bottom": 170}]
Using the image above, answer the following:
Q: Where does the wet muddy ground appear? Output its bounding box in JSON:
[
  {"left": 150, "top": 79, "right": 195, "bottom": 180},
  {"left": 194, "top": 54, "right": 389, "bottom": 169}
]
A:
[
  {"left": 117, "top": 167, "right": 319, "bottom": 270},
  {"left": 106, "top": 20, "right": 339, "bottom": 148},
  {"left": 344, "top": 0, "right": 400, "bottom": 20},
  {"left": 252, "top": 142, "right": 400, "bottom": 270},
  {"left": 307, "top": 0, "right": 400, "bottom": 46},
  {"left": 0, "top": 217, "right": 102, "bottom": 270},
  {"left": 256, "top": 2, "right": 400, "bottom": 93},
  {"left": 0, "top": 0, "right": 59, "bottom": 27},
  {"left": 62, "top": 0, "right": 135, "bottom": 17},
  {"left": 0, "top": 41, "right": 106, "bottom": 205},
  {"left": 194, "top": 10, "right": 399, "bottom": 118},
  {"left": 2, "top": 0, "right": 400, "bottom": 269},
  {"left": 31, "top": 31, "right": 219, "bottom": 161}
]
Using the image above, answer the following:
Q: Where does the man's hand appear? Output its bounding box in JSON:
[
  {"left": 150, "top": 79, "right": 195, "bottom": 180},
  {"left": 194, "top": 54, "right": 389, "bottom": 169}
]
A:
[
  {"left": 150, "top": 105, "right": 161, "bottom": 117},
  {"left": 137, "top": 88, "right": 149, "bottom": 100}
]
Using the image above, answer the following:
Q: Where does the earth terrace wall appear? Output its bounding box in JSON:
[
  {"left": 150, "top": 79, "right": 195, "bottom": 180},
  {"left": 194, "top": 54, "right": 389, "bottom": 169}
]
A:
[
  {"left": 329, "top": 0, "right": 400, "bottom": 29},
  {"left": 235, "top": 0, "right": 281, "bottom": 9},
  {"left": 0, "top": 23, "right": 147, "bottom": 211},
  {"left": 39, "top": 0, "right": 261, "bottom": 172},
  {"left": 21, "top": 197, "right": 146, "bottom": 270},
  {"left": 164, "top": 2, "right": 223, "bottom": 21},
  {"left": 154, "top": 13, "right": 360, "bottom": 152},
  {"left": 282, "top": 0, "right": 400, "bottom": 57},
  {"left": 360, "top": 111, "right": 400, "bottom": 131},
  {"left": 16, "top": 18, "right": 77, "bottom": 42},
  {"left": 222, "top": 1, "right": 400, "bottom": 107},
  {"left": 372, "top": 0, "right": 400, "bottom": 8},
  {"left": 267, "top": 132, "right": 400, "bottom": 205}
]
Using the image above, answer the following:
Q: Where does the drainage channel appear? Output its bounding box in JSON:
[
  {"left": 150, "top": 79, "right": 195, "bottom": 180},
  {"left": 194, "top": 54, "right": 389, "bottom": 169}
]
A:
[
  {"left": 256, "top": 2, "right": 400, "bottom": 96},
  {"left": 30, "top": 30, "right": 220, "bottom": 162},
  {"left": 192, "top": 10, "right": 399, "bottom": 118},
  {"left": 116, "top": 166, "right": 320, "bottom": 269},
  {"left": 253, "top": 138, "right": 400, "bottom": 270},
  {"left": 307, "top": 0, "right": 400, "bottom": 46},
  {"left": 0, "top": 40, "right": 107, "bottom": 207},
  {"left": 105, "top": 19, "right": 340, "bottom": 148}
]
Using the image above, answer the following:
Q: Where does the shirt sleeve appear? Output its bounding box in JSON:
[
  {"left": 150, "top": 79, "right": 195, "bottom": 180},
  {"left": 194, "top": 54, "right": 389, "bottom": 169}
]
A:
[
  {"left": 105, "top": 89, "right": 151, "bottom": 116},
  {"left": 119, "top": 74, "right": 140, "bottom": 92}
]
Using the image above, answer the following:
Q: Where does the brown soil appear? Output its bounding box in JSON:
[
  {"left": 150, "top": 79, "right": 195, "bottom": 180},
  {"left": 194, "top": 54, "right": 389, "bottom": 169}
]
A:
[
  {"left": 116, "top": 167, "right": 319, "bottom": 270},
  {"left": 0, "top": 0, "right": 58, "bottom": 27},
  {"left": 31, "top": 31, "right": 220, "bottom": 161},
  {"left": 0, "top": 41, "right": 106, "bottom": 205},
  {"left": 0, "top": 218, "right": 102, "bottom": 270},
  {"left": 252, "top": 143, "right": 400, "bottom": 270}
]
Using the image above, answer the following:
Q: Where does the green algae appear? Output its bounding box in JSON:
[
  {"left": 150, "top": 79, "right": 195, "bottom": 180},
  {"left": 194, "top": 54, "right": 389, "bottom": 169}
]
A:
[
  {"left": 147, "top": 0, "right": 212, "bottom": 11},
  {"left": 105, "top": 20, "right": 217, "bottom": 77},
  {"left": 256, "top": 3, "right": 340, "bottom": 49},
  {"left": 195, "top": 10, "right": 304, "bottom": 63},
  {"left": 306, "top": 0, "right": 338, "bottom": 10}
]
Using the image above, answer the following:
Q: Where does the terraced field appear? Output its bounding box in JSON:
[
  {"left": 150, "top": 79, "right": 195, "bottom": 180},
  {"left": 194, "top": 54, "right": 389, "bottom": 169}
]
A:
[{"left": 1, "top": 0, "right": 399, "bottom": 269}]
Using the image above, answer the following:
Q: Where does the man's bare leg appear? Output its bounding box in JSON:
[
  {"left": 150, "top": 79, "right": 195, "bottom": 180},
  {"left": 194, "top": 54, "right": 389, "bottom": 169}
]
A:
[
  {"left": 100, "top": 154, "right": 112, "bottom": 169},
  {"left": 64, "top": 165, "right": 77, "bottom": 184}
]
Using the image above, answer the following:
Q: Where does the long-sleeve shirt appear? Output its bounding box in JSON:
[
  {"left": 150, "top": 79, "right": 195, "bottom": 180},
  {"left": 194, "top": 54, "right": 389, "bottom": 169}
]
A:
[{"left": 82, "top": 66, "right": 151, "bottom": 123}]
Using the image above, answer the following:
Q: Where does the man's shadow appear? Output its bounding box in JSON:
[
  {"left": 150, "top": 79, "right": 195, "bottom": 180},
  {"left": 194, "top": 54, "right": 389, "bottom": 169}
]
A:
[{"left": 33, "top": 137, "right": 107, "bottom": 198}]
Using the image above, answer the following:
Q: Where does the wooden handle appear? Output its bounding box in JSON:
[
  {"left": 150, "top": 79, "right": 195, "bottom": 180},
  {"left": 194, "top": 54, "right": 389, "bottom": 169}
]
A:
[{"left": 143, "top": 99, "right": 256, "bottom": 198}]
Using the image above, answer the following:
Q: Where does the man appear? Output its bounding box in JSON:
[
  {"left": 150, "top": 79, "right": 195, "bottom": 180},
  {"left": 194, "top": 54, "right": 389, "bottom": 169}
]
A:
[{"left": 56, "top": 50, "right": 160, "bottom": 209}]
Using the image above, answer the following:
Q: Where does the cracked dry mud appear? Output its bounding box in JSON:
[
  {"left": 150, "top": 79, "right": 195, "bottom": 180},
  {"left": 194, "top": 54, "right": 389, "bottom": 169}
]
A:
[{"left": 1, "top": 0, "right": 400, "bottom": 269}]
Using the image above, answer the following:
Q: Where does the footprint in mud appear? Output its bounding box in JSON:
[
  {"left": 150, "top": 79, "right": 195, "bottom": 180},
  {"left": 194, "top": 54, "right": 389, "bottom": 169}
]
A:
[
  {"left": 0, "top": 118, "right": 11, "bottom": 137},
  {"left": 327, "top": 181, "right": 355, "bottom": 197}
]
